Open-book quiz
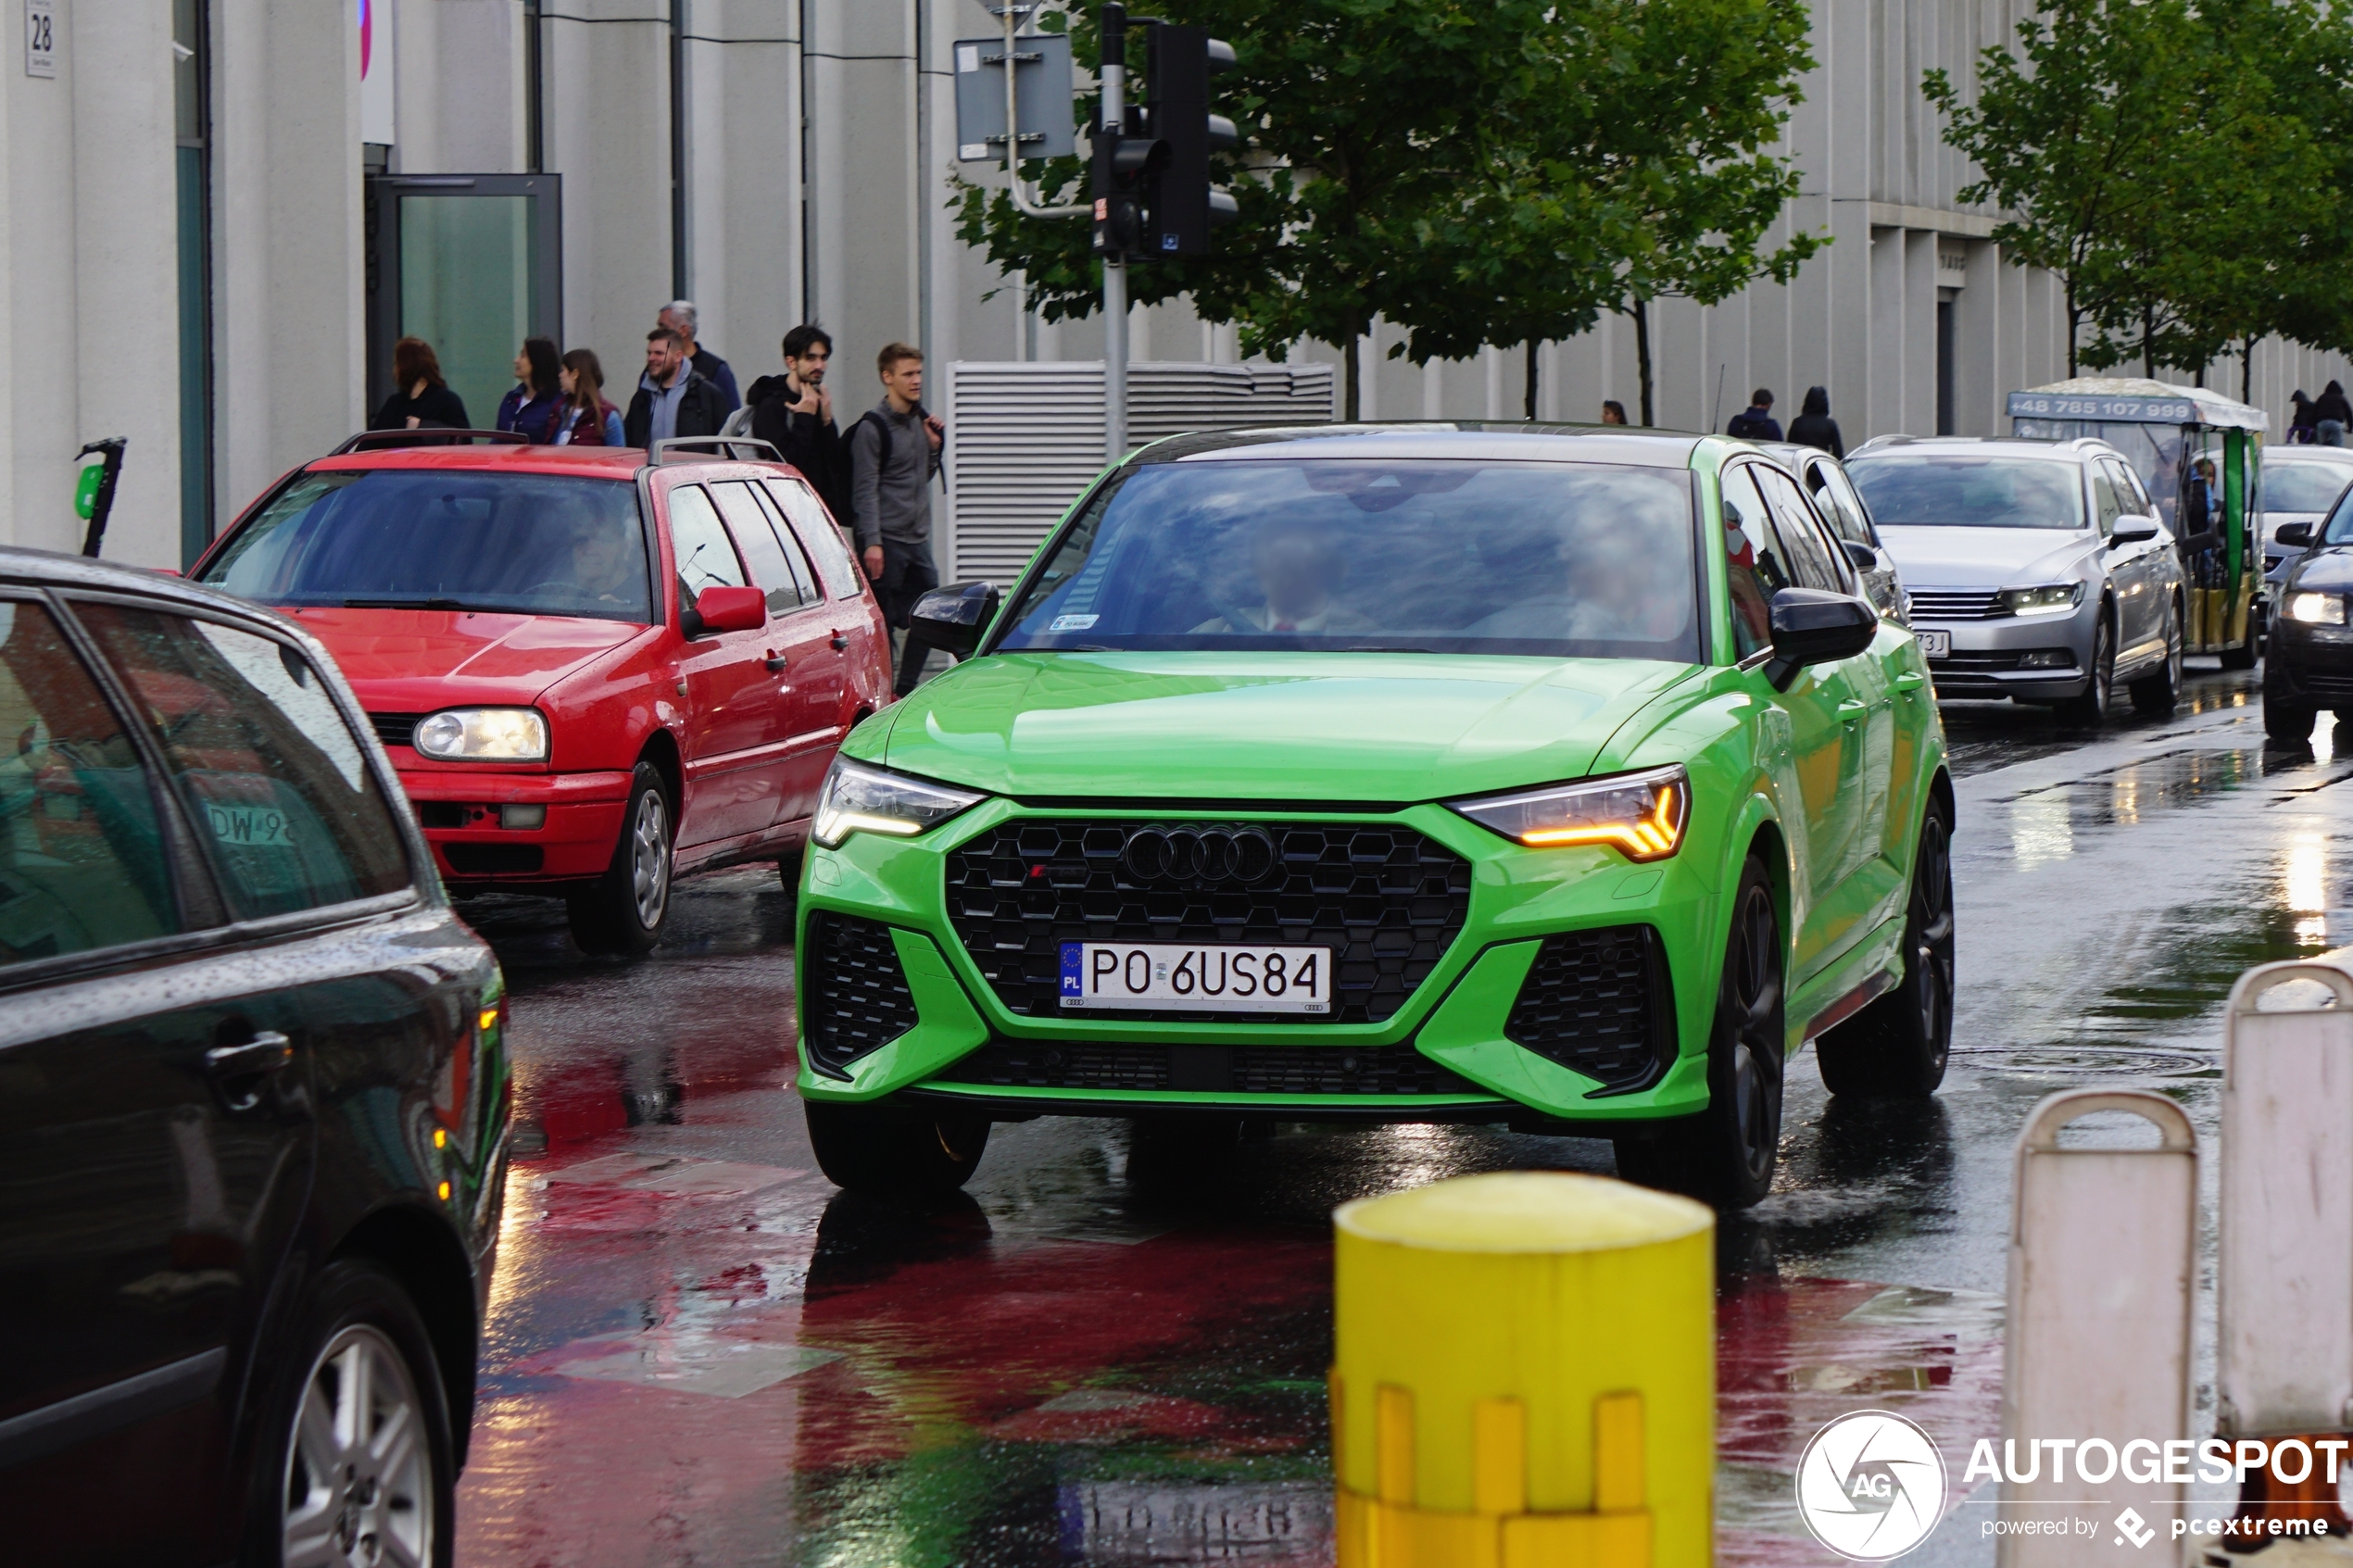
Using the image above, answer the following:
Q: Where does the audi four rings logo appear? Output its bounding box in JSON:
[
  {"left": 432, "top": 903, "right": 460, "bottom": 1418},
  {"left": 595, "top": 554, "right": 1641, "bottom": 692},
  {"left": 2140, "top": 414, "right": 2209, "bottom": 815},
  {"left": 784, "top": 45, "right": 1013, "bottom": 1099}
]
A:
[{"left": 1121, "top": 826, "right": 1279, "bottom": 885}]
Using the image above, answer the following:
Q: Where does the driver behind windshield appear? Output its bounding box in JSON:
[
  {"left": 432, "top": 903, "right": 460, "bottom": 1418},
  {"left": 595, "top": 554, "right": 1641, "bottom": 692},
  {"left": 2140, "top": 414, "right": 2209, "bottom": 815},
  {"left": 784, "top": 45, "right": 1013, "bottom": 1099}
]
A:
[
  {"left": 565, "top": 514, "right": 640, "bottom": 607},
  {"left": 1190, "top": 515, "right": 1373, "bottom": 634}
]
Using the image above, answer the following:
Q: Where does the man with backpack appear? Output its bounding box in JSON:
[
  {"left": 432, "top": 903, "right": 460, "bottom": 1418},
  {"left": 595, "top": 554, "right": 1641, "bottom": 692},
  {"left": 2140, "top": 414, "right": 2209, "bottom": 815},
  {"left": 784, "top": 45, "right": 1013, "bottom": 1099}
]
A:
[{"left": 849, "top": 343, "right": 946, "bottom": 696}]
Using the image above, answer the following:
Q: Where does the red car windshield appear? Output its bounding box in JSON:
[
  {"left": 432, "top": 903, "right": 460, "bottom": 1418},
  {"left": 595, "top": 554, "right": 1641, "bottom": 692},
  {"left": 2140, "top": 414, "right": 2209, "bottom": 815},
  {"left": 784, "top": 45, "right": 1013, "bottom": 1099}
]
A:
[{"left": 201, "top": 469, "right": 653, "bottom": 623}]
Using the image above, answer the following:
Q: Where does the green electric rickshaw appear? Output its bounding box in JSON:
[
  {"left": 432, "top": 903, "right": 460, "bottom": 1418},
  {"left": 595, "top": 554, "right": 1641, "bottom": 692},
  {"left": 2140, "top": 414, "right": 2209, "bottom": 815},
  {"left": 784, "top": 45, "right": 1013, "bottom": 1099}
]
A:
[{"left": 2009, "top": 377, "right": 2267, "bottom": 666}]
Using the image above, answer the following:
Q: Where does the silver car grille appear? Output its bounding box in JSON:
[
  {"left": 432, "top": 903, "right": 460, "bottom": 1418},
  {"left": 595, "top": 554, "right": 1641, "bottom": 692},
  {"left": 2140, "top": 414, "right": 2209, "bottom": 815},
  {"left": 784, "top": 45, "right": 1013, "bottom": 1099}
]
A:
[{"left": 1906, "top": 588, "right": 2007, "bottom": 621}]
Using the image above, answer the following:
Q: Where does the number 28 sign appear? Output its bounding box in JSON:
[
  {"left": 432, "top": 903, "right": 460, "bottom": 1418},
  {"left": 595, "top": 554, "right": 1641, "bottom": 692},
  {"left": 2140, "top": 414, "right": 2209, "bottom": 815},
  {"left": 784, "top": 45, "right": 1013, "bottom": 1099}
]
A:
[{"left": 25, "top": 1, "right": 55, "bottom": 80}]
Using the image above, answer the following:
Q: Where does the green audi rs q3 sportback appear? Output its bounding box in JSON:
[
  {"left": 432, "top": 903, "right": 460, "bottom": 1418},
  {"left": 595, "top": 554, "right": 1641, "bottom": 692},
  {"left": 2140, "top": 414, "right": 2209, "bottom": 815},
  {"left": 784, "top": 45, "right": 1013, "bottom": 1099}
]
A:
[{"left": 795, "top": 426, "right": 1953, "bottom": 1207}]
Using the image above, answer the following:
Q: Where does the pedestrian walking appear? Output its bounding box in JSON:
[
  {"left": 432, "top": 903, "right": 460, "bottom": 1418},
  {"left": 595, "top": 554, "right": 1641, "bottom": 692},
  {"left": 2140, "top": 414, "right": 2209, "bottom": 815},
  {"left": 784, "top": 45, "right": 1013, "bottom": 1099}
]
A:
[
  {"left": 2318, "top": 381, "right": 2353, "bottom": 423},
  {"left": 1787, "top": 386, "right": 1843, "bottom": 458},
  {"left": 496, "top": 337, "right": 566, "bottom": 443},
  {"left": 849, "top": 343, "right": 946, "bottom": 696},
  {"left": 552, "top": 348, "right": 624, "bottom": 446},
  {"left": 2290, "top": 389, "right": 2319, "bottom": 444},
  {"left": 622, "top": 326, "right": 729, "bottom": 448},
  {"left": 659, "top": 299, "right": 740, "bottom": 415},
  {"left": 747, "top": 324, "right": 851, "bottom": 521},
  {"left": 370, "top": 337, "right": 471, "bottom": 431},
  {"left": 1725, "top": 388, "right": 1782, "bottom": 442},
  {"left": 1599, "top": 400, "right": 1628, "bottom": 426}
]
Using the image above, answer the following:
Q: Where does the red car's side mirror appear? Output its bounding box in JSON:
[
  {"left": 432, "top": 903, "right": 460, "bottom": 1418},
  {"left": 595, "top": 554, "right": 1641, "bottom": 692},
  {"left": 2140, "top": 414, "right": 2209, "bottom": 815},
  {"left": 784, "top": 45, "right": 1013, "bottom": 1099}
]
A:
[{"left": 691, "top": 584, "right": 766, "bottom": 635}]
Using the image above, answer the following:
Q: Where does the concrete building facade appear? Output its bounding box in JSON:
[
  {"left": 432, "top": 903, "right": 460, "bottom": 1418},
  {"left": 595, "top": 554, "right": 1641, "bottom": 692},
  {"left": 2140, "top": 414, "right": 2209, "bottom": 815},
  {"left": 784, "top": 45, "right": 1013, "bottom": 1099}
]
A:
[{"left": 6, "top": 0, "right": 2346, "bottom": 569}]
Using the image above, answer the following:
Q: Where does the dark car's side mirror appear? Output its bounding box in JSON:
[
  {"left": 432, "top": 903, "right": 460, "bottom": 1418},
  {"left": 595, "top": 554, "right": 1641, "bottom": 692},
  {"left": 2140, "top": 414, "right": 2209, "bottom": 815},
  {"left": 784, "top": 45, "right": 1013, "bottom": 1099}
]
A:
[
  {"left": 686, "top": 584, "right": 766, "bottom": 637},
  {"left": 1767, "top": 587, "right": 1879, "bottom": 688},
  {"left": 1840, "top": 539, "right": 1879, "bottom": 571},
  {"left": 2111, "top": 513, "right": 2160, "bottom": 545},
  {"left": 2278, "top": 521, "right": 2317, "bottom": 549},
  {"left": 909, "top": 581, "right": 1001, "bottom": 659}
]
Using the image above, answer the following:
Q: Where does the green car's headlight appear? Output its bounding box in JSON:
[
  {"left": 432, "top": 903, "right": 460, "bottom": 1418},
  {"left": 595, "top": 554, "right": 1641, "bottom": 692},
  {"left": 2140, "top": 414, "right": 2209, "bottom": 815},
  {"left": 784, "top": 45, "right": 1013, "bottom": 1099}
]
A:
[
  {"left": 1450, "top": 765, "right": 1690, "bottom": 861},
  {"left": 2288, "top": 590, "right": 2348, "bottom": 626},
  {"left": 413, "top": 707, "right": 548, "bottom": 761},
  {"left": 2001, "top": 583, "right": 2083, "bottom": 616},
  {"left": 812, "top": 758, "right": 987, "bottom": 848}
]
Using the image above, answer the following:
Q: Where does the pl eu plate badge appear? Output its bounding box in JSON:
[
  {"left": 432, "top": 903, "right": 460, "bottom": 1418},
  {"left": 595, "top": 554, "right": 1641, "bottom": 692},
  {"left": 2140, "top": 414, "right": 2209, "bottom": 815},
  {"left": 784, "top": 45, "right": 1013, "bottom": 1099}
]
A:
[{"left": 1061, "top": 943, "right": 1084, "bottom": 1002}]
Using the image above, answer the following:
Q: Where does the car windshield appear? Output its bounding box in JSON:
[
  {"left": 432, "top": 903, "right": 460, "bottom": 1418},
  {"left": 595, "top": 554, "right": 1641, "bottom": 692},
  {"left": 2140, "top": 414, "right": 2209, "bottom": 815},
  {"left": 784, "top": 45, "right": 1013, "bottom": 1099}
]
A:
[
  {"left": 2267, "top": 461, "right": 2353, "bottom": 516},
  {"left": 199, "top": 470, "right": 652, "bottom": 623},
  {"left": 1846, "top": 456, "right": 2086, "bottom": 530},
  {"left": 993, "top": 458, "right": 1702, "bottom": 661}
]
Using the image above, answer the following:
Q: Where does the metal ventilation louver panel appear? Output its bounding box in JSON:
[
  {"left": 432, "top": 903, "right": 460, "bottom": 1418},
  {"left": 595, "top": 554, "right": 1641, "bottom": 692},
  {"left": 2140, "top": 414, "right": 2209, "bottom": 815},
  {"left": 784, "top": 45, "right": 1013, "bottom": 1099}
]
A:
[{"left": 941, "top": 360, "right": 1336, "bottom": 582}]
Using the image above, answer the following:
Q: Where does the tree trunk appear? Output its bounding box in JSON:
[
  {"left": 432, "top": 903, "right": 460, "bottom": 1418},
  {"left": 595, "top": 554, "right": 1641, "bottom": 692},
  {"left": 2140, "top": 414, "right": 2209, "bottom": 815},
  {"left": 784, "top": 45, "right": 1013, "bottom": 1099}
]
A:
[
  {"left": 1634, "top": 298, "right": 1655, "bottom": 427},
  {"left": 2065, "top": 282, "right": 2080, "bottom": 378},
  {"left": 1343, "top": 325, "right": 1361, "bottom": 422},
  {"left": 1524, "top": 341, "right": 1539, "bottom": 421},
  {"left": 2242, "top": 334, "right": 2255, "bottom": 405},
  {"left": 2142, "top": 300, "right": 2156, "bottom": 380}
]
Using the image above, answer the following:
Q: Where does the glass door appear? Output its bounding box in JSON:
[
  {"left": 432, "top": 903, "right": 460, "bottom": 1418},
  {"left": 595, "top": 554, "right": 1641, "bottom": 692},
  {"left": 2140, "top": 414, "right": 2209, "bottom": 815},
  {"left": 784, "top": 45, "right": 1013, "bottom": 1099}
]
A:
[{"left": 365, "top": 174, "right": 562, "bottom": 432}]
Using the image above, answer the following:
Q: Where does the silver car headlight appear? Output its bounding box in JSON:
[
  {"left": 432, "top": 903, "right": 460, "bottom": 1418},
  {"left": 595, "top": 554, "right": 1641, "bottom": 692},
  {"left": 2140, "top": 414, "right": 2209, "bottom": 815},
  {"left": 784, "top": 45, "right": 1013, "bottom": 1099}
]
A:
[
  {"left": 2287, "top": 590, "right": 2348, "bottom": 626},
  {"left": 412, "top": 708, "right": 548, "bottom": 761},
  {"left": 2001, "top": 583, "right": 2084, "bottom": 616},
  {"left": 1450, "top": 765, "right": 1690, "bottom": 861},
  {"left": 812, "top": 758, "right": 987, "bottom": 848}
]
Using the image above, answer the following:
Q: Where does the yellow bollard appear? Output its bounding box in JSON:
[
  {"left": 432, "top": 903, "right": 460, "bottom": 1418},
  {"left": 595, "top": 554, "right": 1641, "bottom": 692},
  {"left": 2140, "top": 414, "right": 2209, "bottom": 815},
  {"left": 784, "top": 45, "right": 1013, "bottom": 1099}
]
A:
[{"left": 1331, "top": 1171, "right": 1716, "bottom": 1568}]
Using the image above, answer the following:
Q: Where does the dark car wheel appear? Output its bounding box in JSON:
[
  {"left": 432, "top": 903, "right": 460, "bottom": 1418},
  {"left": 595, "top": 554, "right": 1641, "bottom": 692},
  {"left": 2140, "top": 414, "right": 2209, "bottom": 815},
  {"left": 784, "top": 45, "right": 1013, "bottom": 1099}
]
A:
[
  {"left": 2128, "top": 601, "right": 2183, "bottom": 717},
  {"left": 1817, "top": 799, "right": 1955, "bottom": 1098},
  {"left": 2264, "top": 657, "right": 2318, "bottom": 743},
  {"left": 251, "top": 1260, "right": 455, "bottom": 1568},
  {"left": 1616, "top": 856, "right": 1783, "bottom": 1209},
  {"left": 804, "top": 1098, "right": 988, "bottom": 1193},
  {"left": 2056, "top": 610, "right": 2115, "bottom": 725},
  {"left": 568, "top": 761, "right": 674, "bottom": 955},
  {"left": 2220, "top": 613, "right": 2259, "bottom": 670}
]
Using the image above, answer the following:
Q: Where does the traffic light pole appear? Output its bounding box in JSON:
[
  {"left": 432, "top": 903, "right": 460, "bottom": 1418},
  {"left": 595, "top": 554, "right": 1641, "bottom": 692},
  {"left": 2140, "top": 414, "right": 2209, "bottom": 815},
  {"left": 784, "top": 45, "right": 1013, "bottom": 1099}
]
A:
[{"left": 1100, "top": 2, "right": 1128, "bottom": 466}]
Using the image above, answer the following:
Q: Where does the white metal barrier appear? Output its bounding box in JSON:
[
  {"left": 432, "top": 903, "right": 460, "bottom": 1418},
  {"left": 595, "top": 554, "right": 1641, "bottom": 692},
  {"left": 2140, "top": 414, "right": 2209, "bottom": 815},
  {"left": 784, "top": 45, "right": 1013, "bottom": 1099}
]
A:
[
  {"left": 2221, "top": 960, "right": 2353, "bottom": 1439},
  {"left": 2003, "top": 1088, "right": 2197, "bottom": 1567}
]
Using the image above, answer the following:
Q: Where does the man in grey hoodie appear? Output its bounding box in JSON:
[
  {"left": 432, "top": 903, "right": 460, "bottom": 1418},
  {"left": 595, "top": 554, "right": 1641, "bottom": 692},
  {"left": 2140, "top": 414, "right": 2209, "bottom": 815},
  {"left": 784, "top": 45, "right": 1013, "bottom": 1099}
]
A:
[{"left": 849, "top": 342, "right": 945, "bottom": 696}]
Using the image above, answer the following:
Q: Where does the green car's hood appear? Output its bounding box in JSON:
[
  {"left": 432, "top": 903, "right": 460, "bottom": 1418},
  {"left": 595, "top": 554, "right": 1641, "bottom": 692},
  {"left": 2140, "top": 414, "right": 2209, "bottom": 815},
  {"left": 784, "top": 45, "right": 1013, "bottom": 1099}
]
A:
[{"left": 875, "top": 652, "right": 1696, "bottom": 801}]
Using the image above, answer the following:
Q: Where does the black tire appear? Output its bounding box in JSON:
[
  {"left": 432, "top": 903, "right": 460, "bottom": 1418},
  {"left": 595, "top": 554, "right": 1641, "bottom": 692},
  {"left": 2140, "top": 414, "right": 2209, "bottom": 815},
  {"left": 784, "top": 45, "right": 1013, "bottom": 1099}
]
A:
[
  {"left": 2264, "top": 655, "right": 2318, "bottom": 743},
  {"left": 804, "top": 1098, "right": 988, "bottom": 1193},
  {"left": 2128, "top": 601, "right": 2183, "bottom": 717},
  {"left": 567, "top": 761, "right": 674, "bottom": 955},
  {"left": 1817, "top": 798, "right": 1955, "bottom": 1098},
  {"left": 2220, "top": 621, "right": 2259, "bottom": 670},
  {"left": 1615, "top": 856, "right": 1783, "bottom": 1209},
  {"left": 247, "top": 1259, "right": 456, "bottom": 1568},
  {"left": 2055, "top": 608, "right": 2115, "bottom": 726}
]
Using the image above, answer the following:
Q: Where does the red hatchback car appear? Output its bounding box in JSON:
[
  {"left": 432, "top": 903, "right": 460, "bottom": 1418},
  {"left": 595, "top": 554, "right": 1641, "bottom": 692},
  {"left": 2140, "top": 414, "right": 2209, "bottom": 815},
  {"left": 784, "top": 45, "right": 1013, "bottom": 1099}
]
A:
[{"left": 190, "top": 433, "right": 895, "bottom": 952}]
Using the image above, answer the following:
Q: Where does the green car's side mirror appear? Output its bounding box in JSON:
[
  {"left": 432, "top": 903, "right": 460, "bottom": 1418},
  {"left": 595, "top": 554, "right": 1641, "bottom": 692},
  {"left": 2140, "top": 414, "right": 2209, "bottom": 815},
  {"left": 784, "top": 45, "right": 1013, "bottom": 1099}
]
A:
[
  {"left": 1767, "top": 587, "right": 1878, "bottom": 687},
  {"left": 910, "top": 581, "right": 1001, "bottom": 658}
]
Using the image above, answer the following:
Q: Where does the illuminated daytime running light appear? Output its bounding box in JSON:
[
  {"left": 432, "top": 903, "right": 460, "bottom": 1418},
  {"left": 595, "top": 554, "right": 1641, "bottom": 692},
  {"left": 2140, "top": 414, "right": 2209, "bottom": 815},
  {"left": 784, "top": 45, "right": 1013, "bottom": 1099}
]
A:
[
  {"left": 1450, "top": 765, "right": 1692, "bottom": 861},
  {"left": 2000, "top": 583, "right": 2084, "bottom": 616},
  {"left": 812, "top": 758, "right": 988, "bottom": 849},
  {"left": 2288, "top": 591, "right": 2347, "bottom": 626},
  {"left": 413, "top": 707, "right": 548, "bottom": 761}
]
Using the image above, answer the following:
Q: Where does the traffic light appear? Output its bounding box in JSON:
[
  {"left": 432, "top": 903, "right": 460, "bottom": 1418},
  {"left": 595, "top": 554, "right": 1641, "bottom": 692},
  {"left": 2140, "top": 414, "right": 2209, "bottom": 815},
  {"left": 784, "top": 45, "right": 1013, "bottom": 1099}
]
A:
[
  {"left": 1139, "top": 22, "right": 1238, "bottom": 256},
  {"left": 1090, "top": 114, "right": 1166, "bottom": 257}
]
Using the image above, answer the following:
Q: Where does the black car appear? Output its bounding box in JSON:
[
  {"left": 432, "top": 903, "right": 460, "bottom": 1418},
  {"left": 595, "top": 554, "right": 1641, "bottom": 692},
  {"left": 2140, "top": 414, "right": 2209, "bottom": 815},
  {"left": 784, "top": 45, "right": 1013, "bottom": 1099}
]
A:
[
  {"left": 2263, "top": 495, "right": 2353, "bottom": 741},
  {"left": 0, "top": 547, "right": 508, "bottom": 1565}
]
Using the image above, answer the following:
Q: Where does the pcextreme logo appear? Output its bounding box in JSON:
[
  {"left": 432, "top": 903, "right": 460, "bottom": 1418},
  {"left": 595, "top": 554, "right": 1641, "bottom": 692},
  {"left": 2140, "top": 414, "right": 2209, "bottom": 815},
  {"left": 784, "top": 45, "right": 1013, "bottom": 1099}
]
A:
[{"left": 1795, "top": 1411, "right": 1950, "bottom": 1561}]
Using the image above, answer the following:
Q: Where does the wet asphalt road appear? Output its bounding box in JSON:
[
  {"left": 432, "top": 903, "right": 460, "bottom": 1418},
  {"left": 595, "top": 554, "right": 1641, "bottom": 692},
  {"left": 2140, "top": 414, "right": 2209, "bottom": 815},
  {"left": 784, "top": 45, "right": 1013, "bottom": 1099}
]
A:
[{"left": 447, "top": 661, "right": 2346, "bottom": 1567}]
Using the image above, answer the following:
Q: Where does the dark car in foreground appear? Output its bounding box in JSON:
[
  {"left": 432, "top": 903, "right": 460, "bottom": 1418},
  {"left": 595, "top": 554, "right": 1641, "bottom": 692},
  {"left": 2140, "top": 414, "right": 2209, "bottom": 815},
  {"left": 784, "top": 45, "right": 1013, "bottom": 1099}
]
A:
[
  {"left": 2263, "top": 481, "right": 2353, "bottom": 740},
  {"left": 0, "top": 548, "right": 507, "bottom": 1565}
]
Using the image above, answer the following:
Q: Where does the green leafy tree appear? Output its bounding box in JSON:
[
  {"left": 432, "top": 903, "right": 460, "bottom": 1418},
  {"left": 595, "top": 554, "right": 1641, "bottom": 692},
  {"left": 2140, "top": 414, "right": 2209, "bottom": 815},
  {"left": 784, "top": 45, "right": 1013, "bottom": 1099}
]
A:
[
  {"left": 957, "top": 0, "right": 1820, "bottom": 425},
  {"left": 1926, "top": 0, "right": 2196, "bottom": 379}
]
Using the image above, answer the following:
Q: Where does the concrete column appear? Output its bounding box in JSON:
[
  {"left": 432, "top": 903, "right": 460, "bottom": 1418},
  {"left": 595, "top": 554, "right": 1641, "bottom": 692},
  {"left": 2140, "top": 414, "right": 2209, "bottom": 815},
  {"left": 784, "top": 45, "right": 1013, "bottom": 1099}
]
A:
[
  {"left": 212, "top": 0, "right": 364, "bottom": 523},
  {"left": 541, "top": 6, "right": 670, "bottom": 389}
]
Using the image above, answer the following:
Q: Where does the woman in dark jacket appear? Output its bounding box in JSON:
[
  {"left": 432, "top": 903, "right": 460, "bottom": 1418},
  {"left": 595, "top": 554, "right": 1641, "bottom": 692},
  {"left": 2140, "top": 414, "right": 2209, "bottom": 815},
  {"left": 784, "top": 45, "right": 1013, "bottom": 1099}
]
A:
[
  {"left": 552, "top": 349, "right": 625, "bottom": 447},
  {"left": 2315, "top": 381, "right": 2353, "bottom": 428},
  {"left": 496, "top": 337, "right": 565, "bottom": 443},
  {"left": 2291, "top": 390, "right": 2318, "bottom": 444},
  {"left": 1787, "top": 386, "right": 1844, "bottom": 458},
  {"left": 370, "top": 338, "right": 471, "bottom": 431}
]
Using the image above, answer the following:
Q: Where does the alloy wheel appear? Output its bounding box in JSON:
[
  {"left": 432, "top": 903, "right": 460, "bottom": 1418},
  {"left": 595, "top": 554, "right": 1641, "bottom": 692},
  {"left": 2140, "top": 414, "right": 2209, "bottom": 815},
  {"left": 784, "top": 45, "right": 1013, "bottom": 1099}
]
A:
[
  {"left": 629, "top": 788, "right": 672, "bottom": 931},
  {"left": 1724, "top": 880, "right": 1783, "bottom": 1185},
  {"left": 1910, "top": 812, "right": 1956, "bottom": 1073},
  {"left": 282, "top": 1323, "right": 435, "bottom": 1568}
]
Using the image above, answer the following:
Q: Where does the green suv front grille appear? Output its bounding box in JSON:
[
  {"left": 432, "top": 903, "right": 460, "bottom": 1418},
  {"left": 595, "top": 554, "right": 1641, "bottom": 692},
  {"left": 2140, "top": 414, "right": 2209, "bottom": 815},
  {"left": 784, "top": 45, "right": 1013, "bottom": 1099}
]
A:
[
  {"left": 943, "top": 819, "right": 1473, "bottom": 1024},
  {"left": 1504, "top": 925, "right": 1671, "bottom": 1092},
  {"left": 801, "top": 911, "right": 920, "bottom": 1080},
  {"left": 936, "top": 1040, "right": 1486, "bottom": 1097}
]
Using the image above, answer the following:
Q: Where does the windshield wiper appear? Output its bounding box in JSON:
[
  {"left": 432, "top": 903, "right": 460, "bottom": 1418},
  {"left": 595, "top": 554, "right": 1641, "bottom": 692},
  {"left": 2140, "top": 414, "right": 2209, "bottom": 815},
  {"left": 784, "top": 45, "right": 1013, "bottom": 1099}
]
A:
[
  {"left": 1334, "top": 644, "right": 1441, "bottom": 654},
  {"left": 343, "top": 596, "right": 480, "bottom": 611}
]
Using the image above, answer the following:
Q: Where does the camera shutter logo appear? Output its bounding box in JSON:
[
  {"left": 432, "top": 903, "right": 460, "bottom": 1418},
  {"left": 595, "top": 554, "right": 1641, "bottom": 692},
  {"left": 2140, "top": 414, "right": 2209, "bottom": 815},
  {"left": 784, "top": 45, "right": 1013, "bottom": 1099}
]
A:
[{"left": 1794, "top": 1411, "right": 1949, "bottom": 1561}]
